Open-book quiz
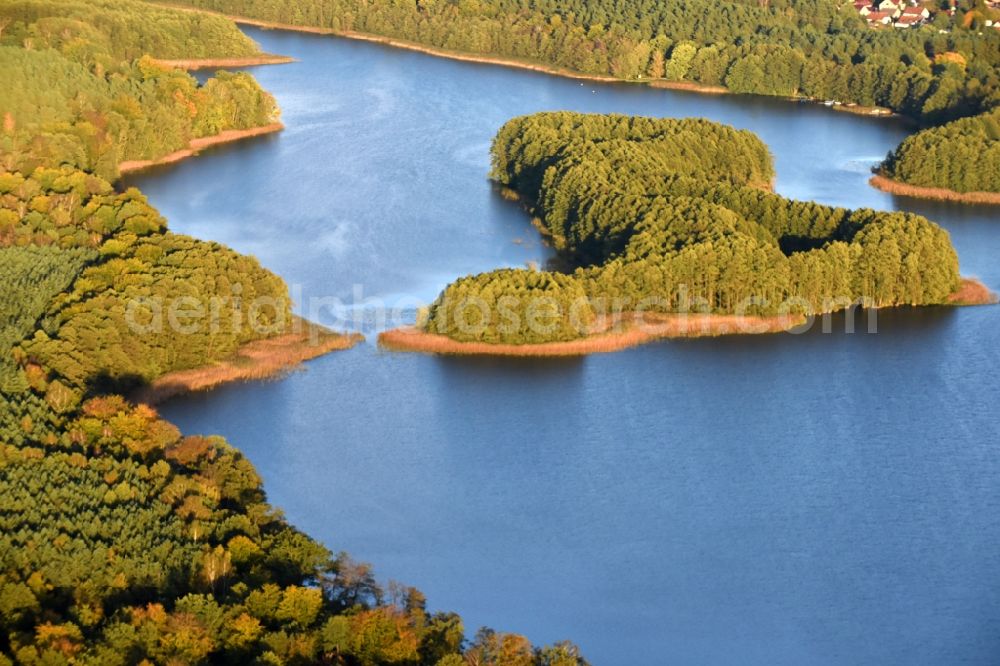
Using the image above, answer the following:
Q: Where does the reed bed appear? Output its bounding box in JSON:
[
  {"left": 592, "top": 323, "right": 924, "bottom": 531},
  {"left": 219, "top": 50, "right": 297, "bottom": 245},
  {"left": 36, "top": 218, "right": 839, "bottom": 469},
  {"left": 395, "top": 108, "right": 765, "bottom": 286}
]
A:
[
  {"left": 379, "top": 312, "right": 806, "bottom": 357},
  {"left": 119, "top": 123, "right": 284, "bottom": 174},
  {"left": 869, "top": 175, "right": 1000, "bottom": 205},
  {"left": 947, "top": 278, "right": 998, "bottom": 305},
  {"left": 134, "top": 318, "right": 361, "bottom": 403}
]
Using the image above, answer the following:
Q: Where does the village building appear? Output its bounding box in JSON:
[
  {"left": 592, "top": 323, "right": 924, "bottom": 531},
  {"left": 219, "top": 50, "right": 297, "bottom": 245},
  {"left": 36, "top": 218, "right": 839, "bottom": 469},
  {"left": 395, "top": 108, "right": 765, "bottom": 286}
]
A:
[
  {"left": 876, "top": 0, "right": 903, "bottom": 16},
  {"left": 900, "top": 5, "right": 930, "bottom": 19},
  {"left": 865, "top": 10, "right": 895, "bottom": 24},
  {"left": 894, "top": 13, "right": 923, "bottom": 26}
]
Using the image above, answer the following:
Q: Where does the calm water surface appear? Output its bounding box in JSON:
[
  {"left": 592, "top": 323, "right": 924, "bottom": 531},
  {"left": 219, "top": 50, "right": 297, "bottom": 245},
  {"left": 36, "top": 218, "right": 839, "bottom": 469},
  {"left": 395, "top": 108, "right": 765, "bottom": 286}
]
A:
[{"left": 125, "top": 27, "right": 1000, "bottom": 665}]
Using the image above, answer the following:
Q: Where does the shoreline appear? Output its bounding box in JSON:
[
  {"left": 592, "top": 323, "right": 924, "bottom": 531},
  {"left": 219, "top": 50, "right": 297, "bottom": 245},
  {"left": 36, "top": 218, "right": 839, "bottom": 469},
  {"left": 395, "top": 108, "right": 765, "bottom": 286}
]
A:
[
  {"left": 869, "top": 174, "right": 1000, "bottom": 205},
  {"left": 234, "top": 16, "right": 626, "bottom": 83},
  {"left": 647, "top": 79, "right": 728, "bottom": 95},
  {"left": 151, "top": 54, "right": 294, "bottom": 69},
  {"left": 146, "top": 2, "right": 901, "bottom": 115},
  {"left": 133, "top": 317, "right": 363, "bottom": 404},
  {"left": 149, "top": 2, "right": 620, "bottom": 82},
  {"left": 378, "top": 312, "right": 807, "bottom": 357},
  {"left": 118, "top": 122, "right": 284, "bottom": 175},
  {"left": 380, "top": 278, "right": 996, "bottom": 357}
]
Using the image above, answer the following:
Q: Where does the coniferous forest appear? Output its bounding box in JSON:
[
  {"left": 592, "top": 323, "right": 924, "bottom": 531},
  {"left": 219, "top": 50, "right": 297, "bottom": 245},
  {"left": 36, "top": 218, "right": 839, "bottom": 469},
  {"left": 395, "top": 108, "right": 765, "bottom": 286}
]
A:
[
  {"left": 0, "top": 2, "right": 587, "bottom": 663},
  {"left": 170, "top": 0, "right": 1000, "bottom": 193},
  {"left": 425, "top": 113, "right": 961, "bottom": 344}
]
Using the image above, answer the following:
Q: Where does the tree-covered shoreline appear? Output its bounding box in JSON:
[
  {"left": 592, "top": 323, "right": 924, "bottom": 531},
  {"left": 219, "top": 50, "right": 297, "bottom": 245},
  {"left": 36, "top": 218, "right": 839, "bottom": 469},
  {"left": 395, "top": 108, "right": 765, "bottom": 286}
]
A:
[{"left": 0, "top": 2, "right": 588, "bottom": 663}]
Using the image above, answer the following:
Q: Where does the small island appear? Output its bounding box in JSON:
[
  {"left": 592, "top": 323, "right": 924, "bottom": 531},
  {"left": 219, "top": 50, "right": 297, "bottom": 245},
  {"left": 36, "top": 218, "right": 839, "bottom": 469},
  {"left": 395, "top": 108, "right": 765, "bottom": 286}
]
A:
[{"left": 381, "top": 112, "right": 994, "bottom": 355}]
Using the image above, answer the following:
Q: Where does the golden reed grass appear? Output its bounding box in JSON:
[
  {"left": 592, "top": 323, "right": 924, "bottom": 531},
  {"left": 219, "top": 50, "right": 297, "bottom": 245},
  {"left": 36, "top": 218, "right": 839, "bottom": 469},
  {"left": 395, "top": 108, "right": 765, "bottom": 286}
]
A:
[
  {"left": 648, "top": 80, "right": 728, "bottom": 95},
  {"left": 947, "top": 278, "right": 998, "bottom": 305},
  {"left": 378, "top": 311, "right": 806, "bottom": 357},
  {"left": 381, "top": 278, "right": 995, "bottom": 357},
  {"left": 134, "top": 318, "right": 362, "bottom": 404},
  {"left": 870, "top": 175, "right": 1000, "bottom": 205},
  {"left": 150, "top": 55, "right": 295, "bottom": 70}
]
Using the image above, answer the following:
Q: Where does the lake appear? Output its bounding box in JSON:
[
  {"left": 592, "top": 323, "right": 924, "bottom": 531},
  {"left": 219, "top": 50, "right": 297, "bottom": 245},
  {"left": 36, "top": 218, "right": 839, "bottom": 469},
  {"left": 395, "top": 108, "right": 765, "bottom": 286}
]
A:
[{"left": 124, "top": 26, "right": 1000, "bottom": 665}]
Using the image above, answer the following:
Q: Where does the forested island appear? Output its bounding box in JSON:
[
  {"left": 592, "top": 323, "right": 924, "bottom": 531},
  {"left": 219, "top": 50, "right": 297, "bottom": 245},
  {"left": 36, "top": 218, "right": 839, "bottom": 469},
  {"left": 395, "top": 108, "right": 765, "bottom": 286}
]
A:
[
  {"left": 0, "top": 2, "right": 587, "bottom": 663},
  {"left": 380, "top": 112, "right": 990, "bottom": 354},
  {"left": 164, "top": 0, "right": 999, "bottom": 197}
]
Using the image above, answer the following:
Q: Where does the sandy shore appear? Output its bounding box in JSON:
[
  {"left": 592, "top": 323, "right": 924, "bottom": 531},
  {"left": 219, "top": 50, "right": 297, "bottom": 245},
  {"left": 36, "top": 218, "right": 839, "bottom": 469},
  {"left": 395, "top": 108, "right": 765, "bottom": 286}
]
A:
[
  {"left": 151, "top": 54, "right": 294, "bottom": 69},
  {"left": 134, "top": 318, "right": 362, "bottom": 404},
  {"left": 870, "top": 174, "right": 1000, "bottom": 205},
  {"left": 378, "top": 312, "right": 806, "bottom": 357},
  {"left": 118, "top": 123, "right": 284, "bottom": 175}
]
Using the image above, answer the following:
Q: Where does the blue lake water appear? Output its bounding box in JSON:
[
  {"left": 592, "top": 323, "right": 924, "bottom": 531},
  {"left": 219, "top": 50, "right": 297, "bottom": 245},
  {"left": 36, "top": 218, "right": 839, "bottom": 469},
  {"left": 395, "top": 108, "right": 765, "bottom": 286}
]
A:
[{"left": 125, "top": 26, "right": 1000, "bottom": 665}]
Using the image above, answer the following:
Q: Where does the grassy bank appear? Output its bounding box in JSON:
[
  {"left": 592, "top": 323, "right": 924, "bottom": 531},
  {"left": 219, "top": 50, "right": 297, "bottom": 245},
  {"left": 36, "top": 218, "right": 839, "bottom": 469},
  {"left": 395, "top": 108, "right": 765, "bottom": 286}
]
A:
[
  {"left": 869, "top": 174, "right": 1000, "bottom": 205},
  {"left": 150, "top": 54, "right": 294, "bottom": 69},
  {"left": 831, "top": 103, "right": 896, "bottom": 118},
  {"left": 133, "top": 317, "right": 362, "bottom": 403},
  {"left": 118, "top": 122, "right": 284, "bottom": 174},
  {"left": 647, "top": 79, "right": 728, "bottom": 95}
]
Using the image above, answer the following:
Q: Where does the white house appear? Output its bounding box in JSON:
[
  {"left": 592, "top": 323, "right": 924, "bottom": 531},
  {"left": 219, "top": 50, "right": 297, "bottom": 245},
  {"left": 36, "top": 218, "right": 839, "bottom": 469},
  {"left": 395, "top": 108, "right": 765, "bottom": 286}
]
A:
[
  {"left": 900, "top": 5, "right": 930, "bottom": 19},
  {"left": 877, "top": 0, "right": 902, "bottom": 16}
]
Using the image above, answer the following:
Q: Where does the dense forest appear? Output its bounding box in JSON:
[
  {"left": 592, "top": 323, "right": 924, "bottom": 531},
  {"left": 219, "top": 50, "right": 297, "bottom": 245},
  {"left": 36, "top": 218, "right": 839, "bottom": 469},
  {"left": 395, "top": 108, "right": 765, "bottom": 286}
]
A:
[
  {"left": 880, "top": 107, "right": 1000, "bottom": 193},
  {"left": 424, "top": 113, "right": 961, "bottom": 344},
  {"left": 0, "top": 3, "right": 587, "bottom": 663},
  {"left": 0, "top": 0, "right": 279, "bottom": 180},
  {"left": 0, "top": 0, "right": 262, "bottom": 61},
  {"left": 0, "top": 168, "right": 291, "bottom": 394}
]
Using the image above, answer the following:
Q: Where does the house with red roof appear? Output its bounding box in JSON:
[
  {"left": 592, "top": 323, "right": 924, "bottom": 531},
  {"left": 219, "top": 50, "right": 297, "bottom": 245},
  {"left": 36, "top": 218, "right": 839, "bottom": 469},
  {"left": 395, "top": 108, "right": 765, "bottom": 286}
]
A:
[
  {"left": 876, "top": 0, "right": 903, "bottom": 16},
  {"left": 894, "top": 13, "right": 923, "bottom": 26},
  {"left": 865, "top": 10, "right": 895, "bottom": 24},
  {"left": 900, "top": 5, "right": 930, "bottom": 19}
]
